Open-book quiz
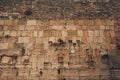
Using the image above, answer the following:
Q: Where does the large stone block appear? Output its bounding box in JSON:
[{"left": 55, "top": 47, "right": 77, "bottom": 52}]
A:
[
  {"left": 27, "top": 20, "right": 37, "bottom": 25},
  {"left": 94, "top": 30, "right": 100, "bottom": 36},
  {"left": 88, "top": 30, "right": 94, "bottom": 37},
  {"left": 19, "top": 25, "right": 25, "bottom": 30},
  {"left": 1, "top": 57, "right": 11, "bottom": 63},
  {"left": 4, "top": 20, "right": 12, "bottom": 25},
  {"left": 67, "top": 30, "right": 77, "bottom": 36},
  {"left": 100, "top": 30, "right": 104, "bottom": 37},
  {"left": 77, "top": 30, "right": 83, "bottom": 36},
  {"left": 43, "top": 30, "right": 51, "bottom": 37},
  {"left": 25, "top": 25, "right": 35, "bottom": 30},
  {"left": 33, "top": 31, "right": 38, "bottom": 37},
  {"left": 10, "top": 31, "right": 17, "bottom": 36},
  {"left": 110, "top": 31, "right": 115, "bottom": 37},
  {"left": 39, "top": 30, "right": 43, "bottom": 37},
  {"left": 66, "top": 25, "right": 76, "bottom": 30},
  {"left": 51, "top": 30, "right": 62, "bottom": 37},
  {"left": 21, "top": 31, "right": 27, "bottom": 36},
  {"left": 0, "top": 31, "right": 3, "bottom": 36},
  {"left": 0, "top": 43, "right": 8, "bottom": 49},
  {"left": 4, "top": 30, "right": 10, "bottom": 36},
  {"left": 62, "top": 30, "right": 67, "bottom": 37},
  {"left": 18, "top": 37, "right": 29, "bottom": 43},
  {"left": 0, "top": 20, "right": 4, "bottom": 25},
  {"left": 52, "top": 25, "right": 63, "bottom": 30}
]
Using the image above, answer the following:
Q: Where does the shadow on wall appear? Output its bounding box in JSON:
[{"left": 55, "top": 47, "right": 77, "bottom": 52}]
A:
[{"left": 109, "top": 21, "right": 120, "bottom": 80}]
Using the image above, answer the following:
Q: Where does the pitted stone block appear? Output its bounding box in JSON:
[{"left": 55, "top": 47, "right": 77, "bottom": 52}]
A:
[
  {"left": 0, "top": 43, "right": 8, "bottom": 49},
  {"left": 18, "top": 37, "right": 29, "bottom": 43},
  {"left": 27, "top": 20, "right": 37, "bottom": 25},
  {"left": 1, "top": 57, "right": 11, "bottom": 63},
  {"left": 0, "top": 20, "right": 4, "bottom": 25},
  {"left": 77, "top": 30, "right": 83, "bottom": 36}
]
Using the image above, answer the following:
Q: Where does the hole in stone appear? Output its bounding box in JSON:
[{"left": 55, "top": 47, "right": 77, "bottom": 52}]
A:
[
  {"left": 68, "top": 40, "right": 72, "bottom": 43},
  {"left": 20, "top": 47, "right": 25, "bottom": 56},
  {"left": 57, "top": 69, "right": 60, "bottom": 74},
  {"left": 76, "top": 40, "right": 80, "bottom": 43}
]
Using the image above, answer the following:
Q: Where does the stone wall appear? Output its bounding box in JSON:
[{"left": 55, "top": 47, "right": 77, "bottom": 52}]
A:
[{"left": 0, "top": 19, "right": 118, "bottom": 80}]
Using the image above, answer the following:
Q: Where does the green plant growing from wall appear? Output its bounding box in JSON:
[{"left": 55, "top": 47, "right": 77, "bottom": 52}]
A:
[
  {"left": 101, "top": 54, "right": 109, "bottom": 60},
  {"left": 20, "top": 47, "right": 25, "bottom": 56},
  {"left": 24, "top": 9, "right": 33, "bottom": 16}
]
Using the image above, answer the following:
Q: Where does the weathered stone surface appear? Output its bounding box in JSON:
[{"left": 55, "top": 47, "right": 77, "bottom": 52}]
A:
[
  {"left": 0, "top": 43, "right": 8, "bottom": 49},
  {"left": 1, "top": 57, "right": 11, "bottom": 63},
  {"left": 0, "top": 19, "right": 118, "bottom": 80},
  {"left": 0, "top": 20, "right": 4, "bottom": 25},
  {"left": 18, "top": 37, "right": 29, "bottom": 43},
  {"left": 27, "top": 20, "right": 37, "bottom": 25},
  {"left": 10, "top": 31, "right": 17, "bottom": 36}
]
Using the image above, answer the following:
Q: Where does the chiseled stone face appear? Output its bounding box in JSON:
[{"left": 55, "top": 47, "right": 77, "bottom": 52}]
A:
[
  {"left": 0, "top": 43, "right": 8, "bottom": 49},
  {"left": 18, "top": 37, "right": 29, "bottom": 43},
  {"left": 0, "top": 19, "right": 118, "bottom": 80},
  {"left": 1, "top": 57, "right": 11, "bottom": 63},
  {"left": 27, "top": 20, "right": 37, "bottom": 26}
]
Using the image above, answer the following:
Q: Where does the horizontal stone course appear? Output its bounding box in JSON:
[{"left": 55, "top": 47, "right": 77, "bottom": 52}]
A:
[{"left": 0, "top": 19, "right": 118, "bottom": 80}]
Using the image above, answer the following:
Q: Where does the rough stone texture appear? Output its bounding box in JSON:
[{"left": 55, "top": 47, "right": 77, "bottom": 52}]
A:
[
  {"left": 0, "top": 0, "right": 119, "bottom": 80},
  {"left": 0, "top": 19, "right": 119, "bottom": 80}
]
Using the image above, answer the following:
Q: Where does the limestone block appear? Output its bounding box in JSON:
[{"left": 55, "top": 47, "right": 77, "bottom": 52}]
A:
[
  {"left": 82, "top": 30, "right": 88, "bottom": 39},
  {"left": 106, "top": 20, "right": 114, "bottom": 25},
  {"left": 110, "top": 31, "right": 115, "bottom": 37},
  {"left": 25, "top": 25, "right": 35, "bottom": 30},
  {"left": 33, "top": 31, "right": 38, "bottom": 37},
  {"left": 100, "top": 26, "right": 106, "bottom": 30},
  {"left": 27, "top": 20, "right": 37, "bottom": 25},
  {"left": 1, "top": 57, "right": 11, "bottom": 63},
  {"left": 82, "top": 26, "right": 88, "bottom": 30},
  {"left": 100, "top": 50, "right": 108, "bottom": 55},
  {"left": 52, "top": 63, "right": 59, "bottom": 69},
  {"left": 87, "top": 37, "right": 94, "bottom": 43},
  {"left": 0, "top": 20, "right": 4, "bottom": 25},
  {"left": 52, "top": 25, "right": 63, "bottom": 30},
  {"left": 88, "top": 30, "right": 94, "bottom": 37},
  {"left": 62, "top": 30, "right": 67, "bottom": 37},
  {"left": 94, "top": 30, "right": 99, "bottom": 36},
  {"left": 77, "top": 30, "right": 83, "bottom": 36},
  {"left": 0, "top": 43, "right": 8, "bottom": 49},
  {"left": 26, "top": 31, "right": 33, "bottom": 37},
  {"left": 0, "top": 31, "right": 3, "bottom": 36},
  {"left": 72, "top": 37, "right": 76, "bottom": 43},
  {"left": 100, "top": 30, "right": 104, "bottom": 36},
  {"left": 49, "top": 37, "right": 55, "bottom": 42},
  {"left": 104, "top": 30, "right": 110, "bottom": 37},
  {"left": 66, "top": 25, "right": 76, "bottom": 30},
  {"left": 3, "top": 26, "right": 8, "bottom": 30},
  {"left": 4, "top": 30, "right": 10, "bottom": 36},
  {"left": 51, "top": 30, "right": 62, "bottom": 37},
  {"left": 110, "top": 44, "right": 116, "bottom": 49},
  {"left": 19, "top": 25, "right": 25, "bottom": 30},
  {"left": 97, "top": 37, "right": 104, "bottom": 43},
  {"left": 17, "top": 31, "right": 21, "bottom": 36},
  {"left": 43, "top": 30, "right": 51, "bottom": 37},
  {"left": 44, "top": 43, "right": 49, "bottom": 50},
  {"left": 4, "top": 20, "right": 12, "bottom": 25},
  {"left": 67, "top": 30, "right": 77, "bottom": 36},
  {"left": 36, "top": 38, "right": 42, "bottom": 43},
  {"left": 39, "top": 30, "right": 43, "bottom": 37},
  {"left": 42, "top": 37, "right": 49, "bottom": 44},
  {"left": 10, "top": 31, "right": 17, "bottom": 36},
  {"left": 21, "top": 31, "right": 27, "bottom": 36},
  {"left": 64, "top": 63, "right": 68, "bottom": 68},
  {"left": 105, "top": 26, "right": 110, "bottom": 30},
  {"left": 18, "top": 37, "right": 29, "bottom": 43}
]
